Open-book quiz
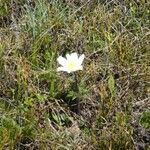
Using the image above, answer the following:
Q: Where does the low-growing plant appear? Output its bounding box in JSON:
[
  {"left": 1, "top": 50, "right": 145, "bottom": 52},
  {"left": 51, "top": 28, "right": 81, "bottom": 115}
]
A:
[{"left": 0, "top": 0, "right": 149, "bottom": 149}]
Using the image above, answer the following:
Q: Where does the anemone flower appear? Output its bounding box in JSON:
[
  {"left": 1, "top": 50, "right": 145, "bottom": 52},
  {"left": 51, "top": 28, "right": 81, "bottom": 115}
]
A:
[{"left": 57, "top": 52, "right": 85, "bottom": 73}]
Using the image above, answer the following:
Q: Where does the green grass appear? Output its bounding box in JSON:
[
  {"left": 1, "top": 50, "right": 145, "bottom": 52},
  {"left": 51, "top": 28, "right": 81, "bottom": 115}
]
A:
[{"left": 0, "top": 0, "right": 150, "bottom": 149}]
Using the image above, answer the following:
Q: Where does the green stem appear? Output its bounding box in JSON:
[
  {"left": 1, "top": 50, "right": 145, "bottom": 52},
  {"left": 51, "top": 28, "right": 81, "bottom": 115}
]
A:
[{"left": 74, "top": 73, "right": 80, "bottom": 114}]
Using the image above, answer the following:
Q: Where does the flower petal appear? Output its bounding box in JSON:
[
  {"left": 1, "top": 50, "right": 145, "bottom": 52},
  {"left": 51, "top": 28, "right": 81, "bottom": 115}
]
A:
[
  {"left": 57, "top": 56, "right": 67, "bottom": 66},
  {"left": 77, "top": 65, "right": 83, "bottom": 70},
  {"left": 66, "top": 53, "right": 71, "bottom": 61},
  {"left": 57, "top": 53, "right": 85, "bottom": 73},
  {"left": 57, "top": 67, "right": 64, "bottom": 71},
  {"left": 78, "top": 54, "right": 85, "bottom": 65},
  {"left": 70, "top": 52, "right": 78, "bottom": 61},
  {"left": 57, "top": 66, "right": 68, "bottom": 72}
]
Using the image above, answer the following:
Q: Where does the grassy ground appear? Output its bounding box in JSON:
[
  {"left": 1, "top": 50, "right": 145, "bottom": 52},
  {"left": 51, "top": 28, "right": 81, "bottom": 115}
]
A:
[{"left": 0, "top": 0, "right": 150, "bottom": 149}]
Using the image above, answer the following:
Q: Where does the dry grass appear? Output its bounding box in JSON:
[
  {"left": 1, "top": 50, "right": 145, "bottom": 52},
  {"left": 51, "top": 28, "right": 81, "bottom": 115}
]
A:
[{"left": 0, "top": 0, "right": 150, "bottom": 149}]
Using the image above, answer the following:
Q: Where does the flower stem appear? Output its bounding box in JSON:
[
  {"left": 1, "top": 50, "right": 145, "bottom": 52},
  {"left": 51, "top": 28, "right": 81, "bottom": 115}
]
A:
[{"left": 74, "top": 73, "right": 80, "bottom": 114}]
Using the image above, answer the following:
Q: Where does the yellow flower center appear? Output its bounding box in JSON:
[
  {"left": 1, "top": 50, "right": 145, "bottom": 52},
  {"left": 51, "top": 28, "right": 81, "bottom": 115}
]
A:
[{"left": 68, "top": 62, "right": 76, "bottom": 71}]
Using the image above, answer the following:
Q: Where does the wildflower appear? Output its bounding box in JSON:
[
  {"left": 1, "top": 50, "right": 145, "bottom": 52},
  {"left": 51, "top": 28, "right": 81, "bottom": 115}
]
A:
[{"left": 57, "top": 52, "right": 85, "bottom": 73}]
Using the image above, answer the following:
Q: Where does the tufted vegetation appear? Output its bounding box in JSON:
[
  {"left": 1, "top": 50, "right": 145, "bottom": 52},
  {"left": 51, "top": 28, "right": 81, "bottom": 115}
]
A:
[{"left": 0, "top": 0, "right": 150, "bottom": 149}]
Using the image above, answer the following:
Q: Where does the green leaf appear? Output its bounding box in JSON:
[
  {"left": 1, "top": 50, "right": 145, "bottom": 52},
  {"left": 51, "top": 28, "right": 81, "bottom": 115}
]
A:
[
  {"left": 67, "top": 90, "right": 77, "bottom": 100},
  {"left": 24, "top": 98, "right": 33, "bottom": 106},
  {"left": 1, "top": 117, "right": 21, "bottom": 140},
  {"left": 108, "top": 73, "right": 116, "bottom": 96},
  {"left": 140, "top": 111, "right": 150, "bottom": 129}
]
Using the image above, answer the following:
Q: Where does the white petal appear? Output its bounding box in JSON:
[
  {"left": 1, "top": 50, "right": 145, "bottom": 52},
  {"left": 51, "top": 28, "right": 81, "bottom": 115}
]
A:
[
  {"left": 70, "top": 52, "right": 78, "bottom": 61},
  {"left": 71, "top": 65, "right": 83, "bottom": 72},
  {"left": 57, "top": 66, "right": 68, "bottom": 72},
  {"left": 66, "top": 53, "right": 71, "bottom": 61},
  {"left": 78, "top": 54, "right": 85, "bottom": 65},
  {"left": 66, "top": 70, "right": 71, "bottom": 73},
  {"left": 57, "top": 56, "right": 67, "bottom": 66},
  {"left": 78, "top": 65, "right": 83, "bottom": 70},
  {"left": 57, "top": 67, "right": 64, "bottom": 71}
]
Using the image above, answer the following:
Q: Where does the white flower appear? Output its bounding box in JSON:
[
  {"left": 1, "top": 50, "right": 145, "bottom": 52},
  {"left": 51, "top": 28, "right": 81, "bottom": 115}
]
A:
[{"left": 57, "top": 52, "right": 85, "bottom": 73}]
